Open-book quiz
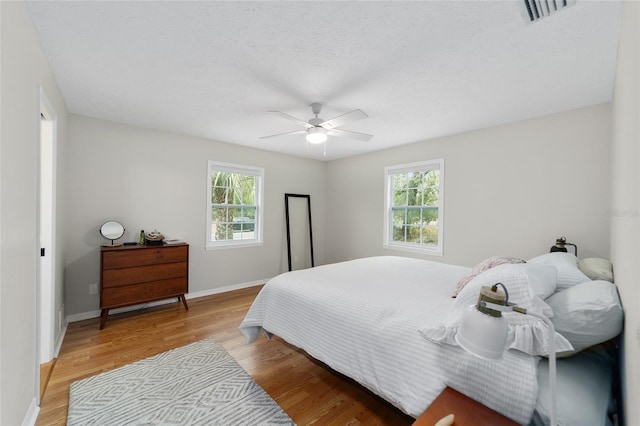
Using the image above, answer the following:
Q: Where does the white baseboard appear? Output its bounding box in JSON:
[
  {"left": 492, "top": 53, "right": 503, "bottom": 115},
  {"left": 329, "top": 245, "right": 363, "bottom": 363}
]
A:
[
  {"left": 186, "top": 279, "right": 266, "bottom": 300},
  {"left": 66, "top": 279, "right": 267, "bottom": 323},
  {"left": 22, "top": 397, "right": 39, "bottom": 426},
  {"left": 54, "top": 320, "right": 68, "bottom": 357}
]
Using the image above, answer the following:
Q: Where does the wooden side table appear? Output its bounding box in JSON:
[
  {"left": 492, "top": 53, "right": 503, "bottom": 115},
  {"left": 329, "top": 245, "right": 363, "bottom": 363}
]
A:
[{"left": 413, "top": 387, "right": 518, "bottom": 426}]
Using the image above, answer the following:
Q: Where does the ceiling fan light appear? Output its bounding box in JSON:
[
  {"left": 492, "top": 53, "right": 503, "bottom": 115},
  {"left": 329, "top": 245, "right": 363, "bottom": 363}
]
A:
[{"left": 306, "top": 127, "right": 327, "bottom": 144}]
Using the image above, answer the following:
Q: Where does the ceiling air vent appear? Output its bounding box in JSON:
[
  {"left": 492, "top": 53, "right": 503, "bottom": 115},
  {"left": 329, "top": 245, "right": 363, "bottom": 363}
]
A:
[{"left": 523, "top": 0, "right": 576, "bottom": 23}]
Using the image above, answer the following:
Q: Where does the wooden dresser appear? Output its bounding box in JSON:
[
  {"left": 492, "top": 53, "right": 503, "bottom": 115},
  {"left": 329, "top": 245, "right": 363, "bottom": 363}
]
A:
[{"left": 100, "top": 243, "right": 189, "bottom": 329}]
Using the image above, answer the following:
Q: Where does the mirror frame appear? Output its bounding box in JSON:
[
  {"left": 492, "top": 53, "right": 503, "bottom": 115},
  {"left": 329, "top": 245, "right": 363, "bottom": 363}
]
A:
[
  {"left": 100, "top": 221, "right": 125, "bottom": 245},
  {"left": 284, "top": 193, "right": 314, "bottom": 271}
]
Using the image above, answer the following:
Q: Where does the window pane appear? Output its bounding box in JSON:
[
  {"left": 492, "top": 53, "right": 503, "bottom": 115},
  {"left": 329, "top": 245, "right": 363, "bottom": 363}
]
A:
[
  {"left": 212, "top": 207, "right": 227, "bottom": 221},
  {"left": 212, "top": 185, "right": 230, "bottom": 204},
  {"left": 244, "top": 207, "right": 256, "bottom": 220},
  {"left": 392, "top": 174, "right": 408, "bottom": 206},
  {"left": 407, "top": 209, "right": 420, "bottom": 225},
  {"left": 392, "top": 225, "right": 406, "bottom": 242},
  {"left": 421, "top": 222, "right": 438, "bottom": 245},
  {"left": 243, "top": 189, "right": 256, "bottom": 205},
  {"left": 211, "top": 223, "right": 232, "bottom": 241},
  {"left": 423, "top": 208, "right": 438, "bottom": 224},
  {"left": 406, "top": 225, "right": 421, "bottom": 243},
  {"left": 241, "top": 175, "right": 255, "bottom": 190},
  {"left": 392, "top": 208, "right": 406, "bottom": 225},
  {"left": 407, "top": 186, "right": 420, "bottom": 206}
]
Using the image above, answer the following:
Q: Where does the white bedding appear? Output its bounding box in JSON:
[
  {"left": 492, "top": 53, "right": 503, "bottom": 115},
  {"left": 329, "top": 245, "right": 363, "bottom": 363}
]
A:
[{"left": 239, "top": 256, "right": 539, "bottom": 424}]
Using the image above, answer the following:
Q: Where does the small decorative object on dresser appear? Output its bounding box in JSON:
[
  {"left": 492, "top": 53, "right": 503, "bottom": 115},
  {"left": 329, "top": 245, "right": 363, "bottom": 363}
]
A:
[
  {"left": 144, "top": 229, "right": 165, "bottom": 246},
  {"left": 99, "top": 243, "right": 189, "bottom": 329}
]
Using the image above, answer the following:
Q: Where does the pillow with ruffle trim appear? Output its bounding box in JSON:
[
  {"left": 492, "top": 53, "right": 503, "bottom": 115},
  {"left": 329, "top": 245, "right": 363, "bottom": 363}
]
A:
[
  {"left": 452, "top": 255, "right": 526, "bottom": 297},
  {"left": 421, "top": 263, "right": 573, "bottom": 356}
]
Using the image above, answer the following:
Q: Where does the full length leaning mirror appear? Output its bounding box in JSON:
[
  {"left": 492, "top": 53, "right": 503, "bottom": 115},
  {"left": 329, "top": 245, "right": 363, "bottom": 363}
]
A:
[{"left": 285, "top": 193, "right": 314, "bottom": 271}]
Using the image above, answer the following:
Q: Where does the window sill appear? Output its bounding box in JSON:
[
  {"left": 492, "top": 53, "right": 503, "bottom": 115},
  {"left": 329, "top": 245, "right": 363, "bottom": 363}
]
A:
[
  {"left": 206, "top": 241, "right": 263, "bottom": 251},
  {"left": 383, "top": 242, "right": 443, "bottom": 256}
]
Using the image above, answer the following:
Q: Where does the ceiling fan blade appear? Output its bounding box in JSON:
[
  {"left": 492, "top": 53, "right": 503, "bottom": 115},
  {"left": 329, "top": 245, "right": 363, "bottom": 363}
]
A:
[
  {"left": 327, "top": 128, "right": 373, "bottom": 142},
  {"left": 259, "top": 130, "right": 307, "bottom": 140},
  {"left": 319, "top": 109, "right": 368, "bottom": 129},
  {"left": 268, "top": 111, "right": 313, "bottom": 129}
]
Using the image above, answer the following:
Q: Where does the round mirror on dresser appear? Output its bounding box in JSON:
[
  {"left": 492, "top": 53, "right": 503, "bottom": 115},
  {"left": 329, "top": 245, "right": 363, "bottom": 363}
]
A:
[{"left": 99, "top": 221, "right": 125, "bottom": 246}]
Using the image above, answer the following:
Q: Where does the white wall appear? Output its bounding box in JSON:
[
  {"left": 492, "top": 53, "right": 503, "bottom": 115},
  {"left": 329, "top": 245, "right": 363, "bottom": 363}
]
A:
[
  {"left": 0, "top": 1, "right": 68, "bottom": 424},
  {"left": 610, "top": 2, "right": 639, "bottom": 425},
  {"left": 64, "top": 114, "right": 326, "bottom": 316},
  {"left": 326, "top": 103, "right": 611, "bottom": 267}
]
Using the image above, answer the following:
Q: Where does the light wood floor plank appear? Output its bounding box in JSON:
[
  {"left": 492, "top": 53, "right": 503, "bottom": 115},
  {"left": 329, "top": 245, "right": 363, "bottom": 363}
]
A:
[{"left": 36, "top": 285, "right": 414, "bottom": 425}]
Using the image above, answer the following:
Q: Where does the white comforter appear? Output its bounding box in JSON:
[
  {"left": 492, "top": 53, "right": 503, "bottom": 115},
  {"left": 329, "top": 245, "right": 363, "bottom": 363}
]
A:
[{"left": 239, "top": 256, "right": 538, "bottom": 424}]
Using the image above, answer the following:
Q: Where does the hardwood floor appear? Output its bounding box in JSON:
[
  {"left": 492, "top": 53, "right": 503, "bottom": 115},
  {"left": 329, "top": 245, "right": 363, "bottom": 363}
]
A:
[
  {"left": 40, "top": 358, "right": 57, "bottom": 402},
  {"left": 36, "top": 285, "right": 415, "bottom": 425}
]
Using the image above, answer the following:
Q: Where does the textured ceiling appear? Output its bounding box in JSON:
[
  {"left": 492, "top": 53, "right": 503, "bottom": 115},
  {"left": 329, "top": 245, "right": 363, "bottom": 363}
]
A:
[{"left": 26, "top": 1, "right": 622, "bottom": 161}]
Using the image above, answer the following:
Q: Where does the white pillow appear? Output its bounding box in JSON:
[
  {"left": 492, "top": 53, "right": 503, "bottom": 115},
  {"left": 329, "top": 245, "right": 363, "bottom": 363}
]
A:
[
  {"left": 578, "top": 258, "right": 614, "bottom": 282},
  {"left": 546, "top": 280, "right": 623, "bottom": 354},
  {"left": 518, "top": 262, "right": 557, "bottom": 300},
  {"left": 421, "top": 263, "right": 573, "bottom": 356},
  {"left": 528, "top": 252, "right": 590, "bottom": 291},
  {"left": 452, "top": 255, "right": 526, "bottom": 297}
]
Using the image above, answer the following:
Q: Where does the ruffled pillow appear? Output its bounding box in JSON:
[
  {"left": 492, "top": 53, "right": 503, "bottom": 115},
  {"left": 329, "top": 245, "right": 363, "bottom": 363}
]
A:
[
  {"left": 452, "top": 255, "right": 526, "bottom": 297},
  {"left": 421, "top": 263, "right": 573, "bottom": 356}
]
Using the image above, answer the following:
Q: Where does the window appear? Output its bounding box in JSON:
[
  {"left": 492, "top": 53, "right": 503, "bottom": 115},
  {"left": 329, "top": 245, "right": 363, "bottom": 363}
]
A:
[
  {"left": 383, "top": 159, "right": 444, "bottom": 255},
  {"left": 206, "top": 161, "right": 264, "bottom": 249}
]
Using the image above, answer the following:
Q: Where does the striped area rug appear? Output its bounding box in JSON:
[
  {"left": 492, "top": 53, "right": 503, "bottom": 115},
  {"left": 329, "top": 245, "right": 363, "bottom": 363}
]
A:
[{"left": 67, "top": 337, "right": 294, "bottom": 425}]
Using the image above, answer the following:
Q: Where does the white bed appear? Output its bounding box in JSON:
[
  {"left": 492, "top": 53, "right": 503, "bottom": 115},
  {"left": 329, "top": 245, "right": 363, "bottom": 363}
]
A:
[
  {"left": 240, "top": 254, "right": 622, "bottom": 425},
  {"left": 240, "top": 256, "right": 540, "bottom": 424}
]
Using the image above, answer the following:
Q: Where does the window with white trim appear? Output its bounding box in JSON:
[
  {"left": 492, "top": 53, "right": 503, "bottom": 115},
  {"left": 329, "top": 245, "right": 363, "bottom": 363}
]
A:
[
  {"left": 383, "top": 159, "right": 444, "bottom": 255},
  {"left": 206, "top": 161, "right": 264, "bottom": 249}
]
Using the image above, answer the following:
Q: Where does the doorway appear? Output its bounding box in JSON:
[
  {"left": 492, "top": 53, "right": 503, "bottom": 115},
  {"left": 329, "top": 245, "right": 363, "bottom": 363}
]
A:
[{"left": 37, "top": 87, "right": 57, "bottom": 403}]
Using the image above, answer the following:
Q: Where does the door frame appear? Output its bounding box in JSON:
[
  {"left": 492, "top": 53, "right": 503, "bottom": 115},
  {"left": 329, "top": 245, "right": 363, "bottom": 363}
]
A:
[{"left": 36, "top": 87, "right": 57, "bottom": 388}]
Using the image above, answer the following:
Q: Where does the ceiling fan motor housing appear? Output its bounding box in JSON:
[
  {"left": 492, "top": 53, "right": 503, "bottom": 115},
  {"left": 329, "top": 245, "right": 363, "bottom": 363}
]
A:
[{"left": 310, "top": 102, "right": 323, "bottom": 116}]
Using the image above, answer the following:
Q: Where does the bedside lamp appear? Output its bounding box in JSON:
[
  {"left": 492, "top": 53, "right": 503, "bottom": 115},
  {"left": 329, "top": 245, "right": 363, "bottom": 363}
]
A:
[
  {"left": 549, "top": 236, "right": 577, "bottom": 257},
  {"left": 455, "top": 283, "right": 557, "bottom": 426}
]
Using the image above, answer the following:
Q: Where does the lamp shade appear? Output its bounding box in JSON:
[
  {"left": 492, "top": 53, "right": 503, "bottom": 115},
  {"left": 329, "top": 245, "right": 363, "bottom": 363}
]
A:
[
  {"left": 455, "top": 305, "right": 508, "bottom": 360},
  {"left": 306, "top": 127, "right": 327, "bottom": 144}
]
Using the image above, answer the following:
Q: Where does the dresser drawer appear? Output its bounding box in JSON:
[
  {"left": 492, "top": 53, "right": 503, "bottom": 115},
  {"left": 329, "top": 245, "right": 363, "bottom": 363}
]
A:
[
  {"left": 102, "top": 261, "right": 187, "bottom": 288},
  {"left": 101, "top": 277, "right": 187, "bottom": 308},
  {"left": 102, "top": 245, "right": 188, "bottom": 269}
]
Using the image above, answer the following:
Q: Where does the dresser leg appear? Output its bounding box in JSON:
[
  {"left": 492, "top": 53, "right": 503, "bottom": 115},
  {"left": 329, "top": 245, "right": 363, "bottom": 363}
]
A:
[
  {"left": 99, "top": 309, "right": 109, "bottom": 329},
  {"left": 180, "top": 295, "right": 189, "bottom": 311}
]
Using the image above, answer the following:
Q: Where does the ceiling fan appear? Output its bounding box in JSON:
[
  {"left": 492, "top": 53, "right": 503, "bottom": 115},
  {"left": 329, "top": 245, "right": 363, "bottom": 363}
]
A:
[{"left": 260, "top": 103, "right": 373, "bottom": 144}]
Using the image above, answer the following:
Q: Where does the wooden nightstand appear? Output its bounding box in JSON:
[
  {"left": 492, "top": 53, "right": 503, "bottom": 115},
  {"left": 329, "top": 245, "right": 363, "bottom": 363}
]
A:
[{"left": 413, "top": 387, "right": 518, "bottom": 426}]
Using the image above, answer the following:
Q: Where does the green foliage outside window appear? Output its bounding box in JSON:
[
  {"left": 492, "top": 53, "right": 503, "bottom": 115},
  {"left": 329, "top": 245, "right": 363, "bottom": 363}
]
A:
[
  {"left": 391, "top": 170, "right": 439, "bottom": 246},
  {"left": 211, "top": 171, "right": 257, "bottom": 241}
]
